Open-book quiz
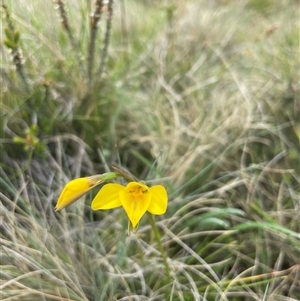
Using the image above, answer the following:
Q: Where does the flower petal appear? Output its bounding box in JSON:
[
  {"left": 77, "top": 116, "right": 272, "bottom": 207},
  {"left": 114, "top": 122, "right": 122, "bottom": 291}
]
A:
[
  {"left": 147, "top": 185, "right": 168, "bottom": 215},
  {"left": 120, "top": 182, "right": 151, "bottom": 228},
  {"left": 91, "top": 183, "right": 124, "bottom": 210},
  {"left": 55, "top": 175, "right": 104, "bottom": 211}
]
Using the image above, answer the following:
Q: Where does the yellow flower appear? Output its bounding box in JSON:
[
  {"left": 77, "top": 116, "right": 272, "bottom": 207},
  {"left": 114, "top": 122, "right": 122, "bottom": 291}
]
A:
[
  {"left": 55, "top": 173, "right": 117, "bottom": 211},
  {"left": 91, "top": 182, "right": 168, "bottom": 229}
]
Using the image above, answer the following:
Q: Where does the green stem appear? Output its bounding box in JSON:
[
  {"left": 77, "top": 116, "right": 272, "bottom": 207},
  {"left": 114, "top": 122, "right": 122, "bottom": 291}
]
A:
[
  {"left": 147, "top": 212, "right": 171, "bottom": 283},
  {"left": 112, "top": 166, "right": 138, "bottom": 182}
]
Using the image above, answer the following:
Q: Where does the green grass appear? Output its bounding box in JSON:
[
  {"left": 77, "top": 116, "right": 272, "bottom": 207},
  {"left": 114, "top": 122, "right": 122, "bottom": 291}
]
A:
[{"left": 1, "top": 0, "right": 299, "bottom": 300}]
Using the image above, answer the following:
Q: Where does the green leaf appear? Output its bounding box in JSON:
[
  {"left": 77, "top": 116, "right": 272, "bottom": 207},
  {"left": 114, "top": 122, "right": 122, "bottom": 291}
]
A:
[
  {"left": 4, "top": 39, "right": 16, "bottom": 49},
  {"left": 4, "top": 27, "right": 14, "bottom": 40},
  {"left": 14, "top": 31, "right": 20, "bottom": 43},
  {"left": 232, "top": 222, "right": 300, "bottom": 239},
  {"left": 200, "top": 208, "right": 245, "bottom": 219},
  {"left": 13, "top": 136, "right": 26, "bottom": 144},
  {"left": 199, "top": 217, "right": 230, "bottom": 230}
]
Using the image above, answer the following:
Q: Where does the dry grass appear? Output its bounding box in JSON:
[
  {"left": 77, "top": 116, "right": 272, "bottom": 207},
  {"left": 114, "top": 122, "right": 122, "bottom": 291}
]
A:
[{"left": 1, "top": 0, "right": 299, "bottom": 300}]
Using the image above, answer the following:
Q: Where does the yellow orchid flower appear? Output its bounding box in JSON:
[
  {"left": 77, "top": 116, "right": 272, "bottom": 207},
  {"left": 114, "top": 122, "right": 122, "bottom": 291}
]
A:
[
  {"left": 55, "top": 173, "right": 118, "bottom": 211},
  {"left": 91, "top": 181, "right": 168, "bottom": 230}
]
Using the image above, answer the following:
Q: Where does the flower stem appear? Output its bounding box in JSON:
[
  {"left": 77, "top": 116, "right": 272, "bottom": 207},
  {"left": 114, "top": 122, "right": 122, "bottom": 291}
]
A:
[
  {"left": 147, "top": 212, "right": 171, "bottom": 283},
  {"left": 112, "top": 166, "right": 138, "bottom": 182}
]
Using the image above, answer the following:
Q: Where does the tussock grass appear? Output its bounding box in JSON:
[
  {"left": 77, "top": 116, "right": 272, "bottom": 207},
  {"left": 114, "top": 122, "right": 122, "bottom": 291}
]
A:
[{"left": 1, "top": 0, "right": 299, "bottom": 300}]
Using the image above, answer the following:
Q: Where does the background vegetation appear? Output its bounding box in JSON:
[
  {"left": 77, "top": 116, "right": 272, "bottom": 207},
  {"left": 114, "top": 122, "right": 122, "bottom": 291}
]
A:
[{"left": 1, "top": 0, "right": 299, "bottom": 300}]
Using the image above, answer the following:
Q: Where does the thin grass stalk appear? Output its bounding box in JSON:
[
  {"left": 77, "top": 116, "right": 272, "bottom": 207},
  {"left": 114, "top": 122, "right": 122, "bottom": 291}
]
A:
[
  {"left": 98, "top": 0, "right": 114, "bottom": 77},
  {"left": 120, "top": 0, "right": 129, "bottom": 74},
  {"left": 87, "top": 0, "right": 104, "bottom": 87},
  {"left": 112, "top": 166, "right": 138, "bottom": 182},
  {"left": 0, "top": 63, "right": 19, "bottom": 92},
  {"left": 1, "top": 2, "right": 30, "bottom": 93},
  {"left": 54, "top": 0, "right": 82, "bottom": 67},
  {"left": 147, "top": 213, "right": 171, "bottom": 284}
]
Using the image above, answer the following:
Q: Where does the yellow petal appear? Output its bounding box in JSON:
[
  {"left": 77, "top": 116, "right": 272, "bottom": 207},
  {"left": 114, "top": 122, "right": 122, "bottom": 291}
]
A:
[
  {"left": 147, "top": 185, "right": 168, "bottom": 215},
  {"left": 120, "top": 182, "right": 151, "bottom": 228},
  {"left": 55, "top": 175, "right": 104, "bottom": 211},
  {"left": 91, "top": 183, "right": 124, "bottom": 210}
]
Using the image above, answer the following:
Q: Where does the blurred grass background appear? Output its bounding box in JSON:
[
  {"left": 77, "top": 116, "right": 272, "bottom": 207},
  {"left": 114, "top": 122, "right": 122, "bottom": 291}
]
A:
[{"left": 1, "top": 0, "right": 299, "bottom": 300}]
